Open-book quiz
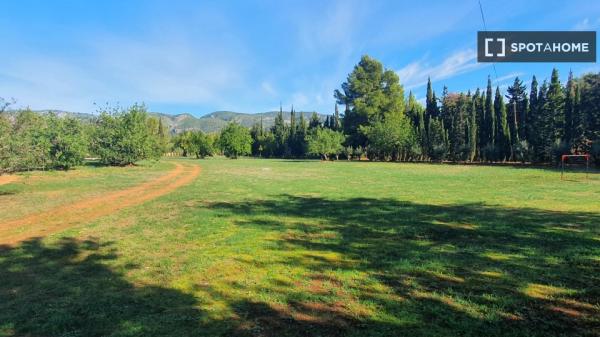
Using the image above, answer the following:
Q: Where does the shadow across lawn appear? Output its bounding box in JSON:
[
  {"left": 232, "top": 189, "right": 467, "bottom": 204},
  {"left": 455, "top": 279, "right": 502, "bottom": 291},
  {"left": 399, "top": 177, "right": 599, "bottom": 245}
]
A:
[
  {"left": 0, "top": 238, "right": 207, "bottom": 337},
  {"left": 1, "top": 195, "right": 598, "bottom": 337},
  {"left": 206, "top": 195, "right": 600, "bottom": 337}
]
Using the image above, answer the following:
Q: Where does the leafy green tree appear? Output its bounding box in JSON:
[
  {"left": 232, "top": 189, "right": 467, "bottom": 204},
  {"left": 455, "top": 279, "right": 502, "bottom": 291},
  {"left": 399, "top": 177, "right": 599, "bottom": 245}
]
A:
[
  {"left": 219, "top": 122, "right": 252, "bottom": 158},
  {"left": 46, "top": 114, "right": 88, "bottom": 170},
  {"left": 12, "top": 110, "right": 50, "bottom": 171},
  {"left": 174, "top": 131, "right": 194, "bottom": 157},
  {"left": 307, "top": 128, "right": 344, "bottom": 160},
  {"left": 335, "top": 55, "right": 405, "bottom": 147},
  {"left": 0, "top": 113, "right": 12, "bottom": 173},
  {"left": 92, "top": 104, "right": 160, "bottom": 166},
  {"left": 190, "top": 131, "right": 214, "bottom": 158},
  {"left": 361, "top": 114, "right": 413, "bottom": 161}
]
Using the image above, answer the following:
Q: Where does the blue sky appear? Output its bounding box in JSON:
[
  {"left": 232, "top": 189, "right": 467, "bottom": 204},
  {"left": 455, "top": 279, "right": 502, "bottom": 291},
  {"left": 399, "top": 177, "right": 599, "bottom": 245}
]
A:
[{"left": 0, "top": 0, "right": 598, "bottom": 116}]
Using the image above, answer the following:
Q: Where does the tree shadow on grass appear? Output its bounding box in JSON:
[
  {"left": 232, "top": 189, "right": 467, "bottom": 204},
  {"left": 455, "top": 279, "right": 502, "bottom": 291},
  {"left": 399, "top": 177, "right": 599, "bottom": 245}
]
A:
[
  {"left": 0, "top": 238, "right": 208, "bottom": 337},
  {"left": 1, "top": 197, "right": 598, "bottom": 337},
  {"left": 0, "top": 237, "right": 400, "bottom": 337},
  {"left": 207, "top": 195, "right": 600, "bottom": 337}
]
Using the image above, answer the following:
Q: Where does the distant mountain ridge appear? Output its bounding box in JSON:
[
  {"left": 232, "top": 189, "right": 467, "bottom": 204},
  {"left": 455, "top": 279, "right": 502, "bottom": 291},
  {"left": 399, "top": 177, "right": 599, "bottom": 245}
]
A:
[
  {"left": 10, "top": 109, "right": 327, "bottom": 134},
  {"left": 153, "top": 110, "right": 327, "bottom": 134}
]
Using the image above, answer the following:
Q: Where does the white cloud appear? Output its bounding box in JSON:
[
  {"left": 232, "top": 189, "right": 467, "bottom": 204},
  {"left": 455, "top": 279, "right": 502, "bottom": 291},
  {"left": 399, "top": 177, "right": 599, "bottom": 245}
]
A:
[
  {"left": 291, "top": 92, "right": 309, "bottom": 108},
  {"left": 0, "top": 29, "right": 248, "bottom": 113},
  {"left": 495, "top": 72, "right": 524, "bottom": 83},
  {"left": 261, "top": 81, "right": 276, "bottom": 96},
  {"left": 396, "top": 48, "right": 485, "bottom": 90},
  {"left": 572, "top": 17, "right": 600, "bottom": 30}
]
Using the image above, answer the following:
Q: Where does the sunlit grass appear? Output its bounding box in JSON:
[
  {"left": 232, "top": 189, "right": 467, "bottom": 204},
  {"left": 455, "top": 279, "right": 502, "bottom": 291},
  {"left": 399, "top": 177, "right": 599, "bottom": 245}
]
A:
[{"left": 1, "top": 158, "right": 599, "bottom": 336}]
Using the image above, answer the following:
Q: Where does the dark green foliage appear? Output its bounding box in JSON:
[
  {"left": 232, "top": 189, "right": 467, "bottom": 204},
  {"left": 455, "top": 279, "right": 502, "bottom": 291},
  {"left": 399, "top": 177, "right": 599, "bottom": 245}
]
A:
[
  {"left": 308, "top": 111, "right": 321, "bottom": 130},
  {"left": 494, "top": 87, "right": 511, "bottom": 161},
  {"left": 271, "top": 107, "right": 288, "bottom": 157},
  {"left": 218, "top": 122, "right": 252, "bottom": 158},
  {"left": 564, "top": 71, "right": 576, "bottom": 148},
  {"left": 46, "top": 114, "right": 88, "bottom": 169},
  {"left": 361, "top": 114, "right": 414, "bottom": 161},
  {"left": 506, "top": 77, "right": 528, "bottom": 143},
  {"left": 541, "top": 69, "right": 566, "bottom": 161},
  {"left": 335, "top": 55, "right": 405, "bottom": 147},
  {"left": 484, "top": 76, "right": 496, "bottom": 155},
  {"left": 527, "top": 76, "right": 538, "bottom": 145},
  {"left": 578, "top": 73, "right": 600, "bottom": 163},
  {"left": 174, "top": 130, "right": 214, "bottom": 159},
  {"left": 0, "top": 109, "right": 89, "bottom": 172},
  {"left": 468, "top": 96, "right": 477, "bottom": 162}
]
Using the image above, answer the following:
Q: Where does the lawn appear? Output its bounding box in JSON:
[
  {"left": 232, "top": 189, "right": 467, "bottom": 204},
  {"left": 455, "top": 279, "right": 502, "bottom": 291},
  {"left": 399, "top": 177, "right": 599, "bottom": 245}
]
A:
[{"left": 1, "top": 158, "right": 599, "bottom": 337}]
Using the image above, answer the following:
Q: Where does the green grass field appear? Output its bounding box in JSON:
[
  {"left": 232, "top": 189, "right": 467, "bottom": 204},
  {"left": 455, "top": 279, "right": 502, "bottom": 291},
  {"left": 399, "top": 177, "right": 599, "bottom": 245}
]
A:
[{"left": 1, "top": 158, "right": 599, "bottom": 337}]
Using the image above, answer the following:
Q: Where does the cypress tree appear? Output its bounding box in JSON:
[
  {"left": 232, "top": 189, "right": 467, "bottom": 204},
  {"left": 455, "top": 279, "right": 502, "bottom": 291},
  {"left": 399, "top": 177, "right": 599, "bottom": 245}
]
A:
[
  {"left": 473, "top": 88, "right": 485, "bottom": 159},
  {"left": 547, "top": 68, "right": 565, "bottom": 142},
  {"left": 468, "top": 96, "right": 477, "bottom": 161},
  {"left": 484, "top": 77, "right": 496, "bottom": 157},
  {"left": 494, "top": 87, "right": 510, "bottom": 161},
  {"left": 564, "top": 70, "right": 575, "bottom": 148},
  {"left": 289, "top": 106, "right": 298, "bottom": 156},
  {"left": 272, "top": 104, "right": 287, "bottom": 157},
  {"left": 534, "top": 80, "right": 550, "bottom": 161},
  {"left": 333, "top": 104, "right": 341, "bottom": 131},
  {"left": 527, "top": 75, "right": 538, "bottom": 145},
  {"left": 309, "top": 112, "right": 321, "bottom": 130},
  {"left": 298, "top": 112, "right": 308, "bottom": 156},
  {"left": 425, "top": 77, "right": 437, "bottom": 120},
  {"left": 572, "top": 82, "right": 585, "bottom": 153},
  {"left": 506, "top": 77, "right": 527, "bottom": 146},
  {"left": 290, "top": 106, "right": 296, "bottom": 134}
]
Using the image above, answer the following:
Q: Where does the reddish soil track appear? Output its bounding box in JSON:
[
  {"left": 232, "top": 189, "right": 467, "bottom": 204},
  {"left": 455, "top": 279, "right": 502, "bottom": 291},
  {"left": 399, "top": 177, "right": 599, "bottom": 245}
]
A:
[
  {"left": 0, "top": 163, "right": 201, "bottom": 245},
  {"left": 0, "top": 175, "right": 19, "bottom": 186}
]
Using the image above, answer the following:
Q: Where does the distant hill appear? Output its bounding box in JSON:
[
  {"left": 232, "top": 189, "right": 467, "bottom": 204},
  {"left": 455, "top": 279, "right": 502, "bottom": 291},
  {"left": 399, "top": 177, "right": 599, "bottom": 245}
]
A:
[
  {"left": 153, "top": 110, "right": 327, "bottom": 134},
  {"left": 4, "top": 109, "right": 97, "bottom": 122},
  {"left": 7, "top": 109, "right": 327, "bottom": 134}
]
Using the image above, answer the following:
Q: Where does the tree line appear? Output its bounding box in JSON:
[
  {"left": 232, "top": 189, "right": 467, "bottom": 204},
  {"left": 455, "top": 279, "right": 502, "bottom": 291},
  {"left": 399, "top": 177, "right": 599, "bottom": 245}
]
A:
[
  {"left": 242, "top": 55, "right": 600, "bottom": 164},
  {"left": 0, "top": 103, "right": 169, "bottom": 173},
  {"left": 2, "top": 54, "right": 599, "bottom": 173}
]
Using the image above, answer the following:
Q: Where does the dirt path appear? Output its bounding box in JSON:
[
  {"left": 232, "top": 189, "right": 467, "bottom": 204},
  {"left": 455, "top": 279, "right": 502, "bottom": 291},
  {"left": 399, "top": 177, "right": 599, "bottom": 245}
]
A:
[
  {"left": 0, "top": 175, "right": 19, "bottom": 186},
  {"left": 0, "top": 162, "right": 201, "bottom": 246}
]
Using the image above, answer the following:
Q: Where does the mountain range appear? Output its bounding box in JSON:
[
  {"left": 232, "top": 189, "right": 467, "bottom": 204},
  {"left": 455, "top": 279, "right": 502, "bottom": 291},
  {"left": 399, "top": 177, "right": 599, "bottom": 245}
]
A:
[
  {"left": 153, "top": 110, "right": 327, "bottom": 134},
  {"left": 8, "top": 109, "right": 327, "bottom": 134}
]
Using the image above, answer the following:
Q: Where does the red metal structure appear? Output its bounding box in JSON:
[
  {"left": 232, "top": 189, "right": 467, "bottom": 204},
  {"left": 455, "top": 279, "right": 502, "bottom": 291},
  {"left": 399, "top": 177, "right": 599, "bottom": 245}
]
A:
[{"left": 561, "top": 154, "right": 590, "bottom": 180}]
